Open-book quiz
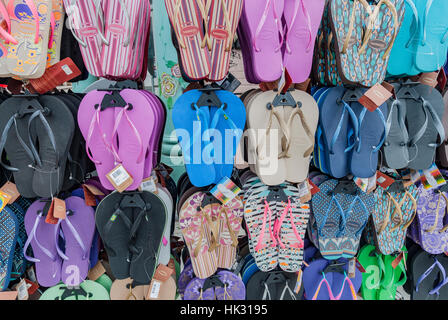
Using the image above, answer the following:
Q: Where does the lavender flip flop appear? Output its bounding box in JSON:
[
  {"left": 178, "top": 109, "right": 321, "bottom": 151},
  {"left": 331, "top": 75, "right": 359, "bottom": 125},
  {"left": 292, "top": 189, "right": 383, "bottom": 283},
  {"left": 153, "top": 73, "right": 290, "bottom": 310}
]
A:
[
  {"left": 178, "top": 259, "right": 195, "bottom": 298},
  {"left": 214, "top": 270, "right": 246, "bottom": 300},
  {"left": 183, "top": 277, "right": 216, "bottom": 300},
  {"left": 24, "top": 200, "right": 61, "bottom": 287},
  {"left": 59, "top": 196, "right": 96, "bottom": 286}
]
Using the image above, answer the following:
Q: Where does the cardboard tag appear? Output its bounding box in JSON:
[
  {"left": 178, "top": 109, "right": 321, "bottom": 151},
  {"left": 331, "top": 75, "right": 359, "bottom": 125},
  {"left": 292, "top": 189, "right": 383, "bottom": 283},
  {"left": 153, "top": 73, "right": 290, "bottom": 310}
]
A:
[
  {"left": 210, "top": 177, "right": 241, "bottom": 205},
  {"left": 84, "top": 184, "right": 105, "bottom": 196},
  {"left": 0, "top": 181, "right": 19, "bottom": 203},
  {"left": 294, "top": 269, "right": 303, "bottom": 294},
  {"left": 278, "top": 68, "right": 293, "bottom": 94},
  {"left": 308, "top": 179, "right": 321, "bottom": 195},
  {"left": 358, "top": 83, "right": 393, "bottom": 112},
  {"left": 106, "top": 164, "right": 133, "bottom": 193},
  {"left": 148, "top": 280, "right": 162, "bottom": 299},
  {"left": 153, "top": 264, "right": 174, "bottom": 282},
  {"left": 87, "top": 261, "right": 106, "bottom": 281},
  {"left": 354, "top": 177, "right": 369, "bottom": 193},
  {"left": 16, "top": 279, "right": 29, "bottom": 300},
  {"left": 419, "top": 71, "right": 439, "bottom": 87},
  {"left": 0, "top": 291, "right": 18, "bottom": 300},
  {"left": 52, "top": 198, "right": 66, "bottom": 219},
  {"left": 376, "top": 171, "right": 395, "bottom": 189},
  {"left": 348, "top": 258, "right": 356, "bottom": 278},
  {"left": 82, "top": 185, "right": 97, "bottom": 207},
  {"left": 367, "top": 174, "right": 377, "bottom": 193},
  {"left": 139, "top": 176, "right": 158, "bottom": 193},
  {"left": 381, "top": 81, "right": 395, "bottom": 97},
  {"left": 25, "top": 58, "right": 81, "bottom": 94},
  {"left": 298, "top": 180, "right": 312, "bottom": 203},
  {"left": 0, "top": 191, "right": 11, "bottom": 209},
  {"left": 355, "top": 258, "right": 366, "bottom": 273},
  {"left": 25, "top": 279, "right": 39, "bottom": 295},
  {"left": 391, "top": 252, "right": 404, "bottom": 269},
  {"left": 421, "top": 163, "right": 446, "bottom": 190}
]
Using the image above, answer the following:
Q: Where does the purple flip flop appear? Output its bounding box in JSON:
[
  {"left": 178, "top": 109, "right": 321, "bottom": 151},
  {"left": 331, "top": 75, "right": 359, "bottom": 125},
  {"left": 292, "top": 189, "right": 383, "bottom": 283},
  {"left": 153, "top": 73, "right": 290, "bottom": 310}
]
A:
[
  {"left": 59, "top": 196, "right": 95, "bottom": 286},
  {"left": 214, "top": 270, "right": 246, "bottom": 300},
  {"left": 178, "top": 259, "right": 195, "bottom": 298},
  {"left": 183, "top": 277, "right": 216, "bottom": 300},
  {"left": 24, "top": 200, "right": 61, "bottom": 287}
]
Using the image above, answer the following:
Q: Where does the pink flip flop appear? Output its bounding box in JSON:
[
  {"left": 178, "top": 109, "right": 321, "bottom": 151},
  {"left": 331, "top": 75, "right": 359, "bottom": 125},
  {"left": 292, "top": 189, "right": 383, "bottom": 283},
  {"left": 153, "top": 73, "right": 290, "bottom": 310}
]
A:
[
  {"left": 112, "top": 89, "right": 156, "bottom": 190},
  {"left": 63, "top": 0, "right": 108, "bottom": 77},
  {"left": 283, "top": 0, "right": 325, "bottom": 83},
  {"left": 78, "top": 90, "right": 117, "bottom": 190},
  {"left": 207, "top": 0, "right": 243, "bottom": 81}
]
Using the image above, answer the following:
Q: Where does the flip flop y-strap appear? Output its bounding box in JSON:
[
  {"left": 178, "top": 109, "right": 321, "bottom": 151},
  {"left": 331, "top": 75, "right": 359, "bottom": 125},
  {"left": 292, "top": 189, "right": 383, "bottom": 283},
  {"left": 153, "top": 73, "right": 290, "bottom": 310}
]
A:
[
  {"left": 279, "top": 280, "right": 297, "bottom": 300},
  {"left": 285, "top": 0, "right": 312, "bottom": 54},
  {"left": 283, "top": 104, "right": 315, "bottom": 158},
  {"left": 415, "top": 257, "right": 447, "bottom": 297},
  {"left": 408, "top": 99, "right": 429, "bottom": 152},
  {"left": 220, "top": 206, "right": 239, "bottom": 248},
  {"left": 23, "top": 212, "right": 58, "bottom": 263},
  {"left": 257, "top": 106, "right": 290, "bottom": 160},
  {"left": 209, "top": 103, "right": 243, "bottom": 143},
  {"left": 341, "top": 0, "right": 372, "bottom": 54},
  {"left": 111, "top": 104, "right": 144, "bottom": 164},
  {"left": 404, "top": 0, "right": 419, "bottom": 48},
  {"left": 329, "top": 100, "right": 359, "bottom": 155},
  {"left": 378, "top": 191, "right": 400, "bottom": 234},
  {"left": 27, "top": 109, "right": 58, "bottom": 169},
  {"left": 0, "top": 1, "right": 17, "bottom": 44},
  {"left": 66, "top": 0, "right": 109, "bottom": 47},
  {"left": 203, "top": 0, "right": 233, "bottom": 51},
  {"left": 174, "top": 0, "right": 206, "bottom": 49},
  {"left": 345, "top": 195, "right": 370, "bottom": 238},
  {"left": 384, "top": 99, "right": 409, "bottom": 154},
  {"left": 0, "top": 114, "right": 36, "bottom": 171},
  {"left": 253, "top": 0, "right": 282, "bottom": 53},
  {"left": 334, "top": 271, "right": 358, "bottom": 300},
  {"left": 421, "top": 97, "right": 446, "bottom": 148},
  {"left": 192, "top": 206, "right": 219, "bottom": 258},
  {"left": 102, "top": 206, "right": 133, "bottom": 258},
  {"left": 356, "top": 106, "right": 387, "bottom": 154},
  {"left": 55, "top": 214, "right": 90, "bottom": 261},
  {"left": 318, "top": 194, "right": 346, "bottom": 238},
  {"left": 399, "top": 191, "right": 417, "bottom": 230},
  {"left": 358, "top": 0, "right": 399, "bottom": 59},
  {"left": 254, "top": 200, "right": 277, "bottom": 252},
  {"left": 420, "top": 0, "right": 448, "bottom": 46},
  {"left": 85, "top": 106, "right": 120, "bottom": 165},
  {"left": 275, "top": 197, "right": 305, "bottom": 250},
  {"left": 312, "top": 272, "right": 337, "bottom": 300}
]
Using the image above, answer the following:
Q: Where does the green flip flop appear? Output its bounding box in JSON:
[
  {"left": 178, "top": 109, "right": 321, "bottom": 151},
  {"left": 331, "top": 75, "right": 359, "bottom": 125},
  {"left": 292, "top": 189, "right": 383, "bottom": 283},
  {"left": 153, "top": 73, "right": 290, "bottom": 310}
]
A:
[
  {"left": 358, "top": 244, "right": 386, "bottom": 300},
  {"left": 95, "top": 274, "right": 113, "bottom": 293},
  {"left": 39, "top": 280, "right": 110, "bottom": 300},
  {"left": 378, "top": 246, "right": 408, "bottom": 300}
]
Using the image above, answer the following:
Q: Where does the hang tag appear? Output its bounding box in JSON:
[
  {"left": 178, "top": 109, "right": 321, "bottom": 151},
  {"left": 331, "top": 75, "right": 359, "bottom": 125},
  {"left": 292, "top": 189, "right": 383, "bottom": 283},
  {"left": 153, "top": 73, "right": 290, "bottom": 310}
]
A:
[
  {"left": 367, "top": 173, "right": 377, "bottom": 193},
  {"left": 87, "top": 261, "right": 106, "bottom": 281},
  {"left": 51, "top": 198, "right": 66, "bottom": 220},
  {"left": 298, "top": 180, "right": 312, "bottom": 203},
  {"left": 153, "top": 264, "right": 174, "bottom": 282},
  {"left": 438, "top": 69, "right": 447, "bottom": 92},
  {"left": 45, "top": 200, "right": 58, "bottom": 225},
  {"left": 16, "top": 279, "right": 29, "bottom": 300},
  {"left": 308, "top": 179, "right": 321, "bottom": 195},
  {"left": 0, "top": 291, "right": 18, "bottom": 300},
  {"left": 348, "top": 258, "right": 356, "bottom": 278},
  {"left": 167, "top": 259, "right": 176, "bottom": 273},
  {"left": 0, "top": 182, "right": 19, "bottom": 203},
  {"left": 421, "top": 163, "right": 446, "bottom": 190},
  {"left": 106, "top": 164, "right": 133, "bottom": 193},
  {"left": 25, "top": 279, "right": 39, "bottom": 296},
  {"left": 358, "top": 83, "right": 393, "bottom": 112},
  {"left": 210, "top": 177, "right": 241, "bottom": 205},
  {"left": 354, "top": 177, "right": 369, "bottom": 193},
  {"left": 418, "top": 71, "right": 439, "bottom": 88},
  {"left": 355, "top": 258, "right": 366, "bottom": 273},
  {"left": 381, "top": 81, "right": 396, "bottom": 98},
  {"left": 294, "top": 269, "right": 303, "bottom": 294},
  {"left": 139, "top": 176, "right": 158, "bottom": 193},
  {"left": 215, "top": 72, "right": 241, "bottom": 93},
  {"left": 376, "top": 171, "right": 395, "bottom": 189},
  {"left": 82, "top": 185, "right": 97, "bottom": 207},
  {"left": 84, "top": 184, "right": 105, "bottom": 196},
  {"left": 391, "top": 252, "right": 404, "bottom": 269},
  {"left": 0, "top": 191, "right": 11, "bottom": 209},
  {"left": 148, "top": 280, "right": 162, "bottom": 299},
  {"left": 278, "top": 68, "right": 293, "bottom": 94}
]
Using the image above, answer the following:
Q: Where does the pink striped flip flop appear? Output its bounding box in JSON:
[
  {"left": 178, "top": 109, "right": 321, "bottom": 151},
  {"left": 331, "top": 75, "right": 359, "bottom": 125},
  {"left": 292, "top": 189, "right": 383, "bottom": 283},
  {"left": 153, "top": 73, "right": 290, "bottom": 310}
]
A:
[
  {"left": 101, "top": 0, "right": 141, "bottom": 78},
  {"left": 112, "top": 89, "right": 156, "bottom": 190},
  {"left": 283, "top": 0, "right": 325, "bottom": 83},
  {"left": 63, "top": 0, "right": 108, "bottom": 77},
  {"left": 78, "top": 90, "right": 117, "bottom": 190},
  {"left": 206, "top": 0, "right": 243, "bottom": 81},
  {"left": 165, "top": 0, "right": 211, "bottom": 80}
]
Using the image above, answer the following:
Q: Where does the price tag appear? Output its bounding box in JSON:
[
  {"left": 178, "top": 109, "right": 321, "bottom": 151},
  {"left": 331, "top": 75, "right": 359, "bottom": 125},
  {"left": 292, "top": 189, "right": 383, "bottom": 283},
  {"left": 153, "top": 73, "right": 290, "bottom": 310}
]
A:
[
  {"left": 0, "top": 182, "right": 19, "bottom": 203},
  {"left": 106, "top": 165, "right": 133, "bottom": 193},
  {"left": 139, "top": 177, "right": 158, "bottom": 193},
  {"left": 210, "top": 177, "right": 241, "bottom": 205},
  {"left": 358, "top": 83, "right": 393, "bottom": 112}
]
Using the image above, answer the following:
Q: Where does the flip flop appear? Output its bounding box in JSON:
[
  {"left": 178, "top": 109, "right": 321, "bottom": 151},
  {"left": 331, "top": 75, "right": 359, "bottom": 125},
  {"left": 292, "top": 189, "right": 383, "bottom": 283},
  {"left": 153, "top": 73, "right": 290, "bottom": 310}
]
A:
[
  {"left": 246, "top": 270, "right": 300, "bottom": 300},
  {"left": 206, "top": 0, "right": 243, "bottom": 82},
  {"left": 47, "top": 0, "right": 65, "bottom": 67},
  {"left": 6, "top": 0, "right": 53, "bottom": 78},
  {"left": 358, "top": 244, "right": 385, "bottom": 300},
  {"left": 183, "top": 277, "right": 215, "bottom": 300},
  {"left": 63, "top": 0, "right": 107, "bottom": 77},
  {"left": 59, "top": 196, "right": 95, "bottom": 286},
  {"left": 405, "top": 83, "right": 445, "bottom": 170},
  {"left": 349, "top": 89, "right": 387, "bottom": 178},
  {"left": 172, "top": 90, "right": 216, "bottom": 187},
  {"left": 179, "top": 191, "right": 218, "bottom": 279},
  {"left": 24, "top": 199, "right": 62, "bottom": 287},
  {"left": 165, "top": 0, "right": 211, "bottom": 80},
  {"left": 155, "top": 185, "right": 173, "bottom": 266},
  {"left": 283, "top": 0, "right": 325, "bottom": 83},
  {"left": 39, "top": 280, "right": 110, "bottom": 300},
  {"left": 0, "top": 206, "right": 18, "bottom": 291},
  {"left": 110, "top": 278, "right": 147, "bottom": 300},
  {"left": 214, "top": 270, "right": 245, "bottom": 300},
  {"left": 378, "top": 248, "right": 408, "bottom": 300}
]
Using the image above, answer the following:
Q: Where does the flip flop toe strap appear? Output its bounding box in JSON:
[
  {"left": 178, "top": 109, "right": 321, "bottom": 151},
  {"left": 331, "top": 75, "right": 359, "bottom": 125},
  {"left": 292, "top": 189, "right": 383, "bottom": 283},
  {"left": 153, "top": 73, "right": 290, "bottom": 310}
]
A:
[{"left": 23, "top": 213, "right": 58, "bottom": 263}]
